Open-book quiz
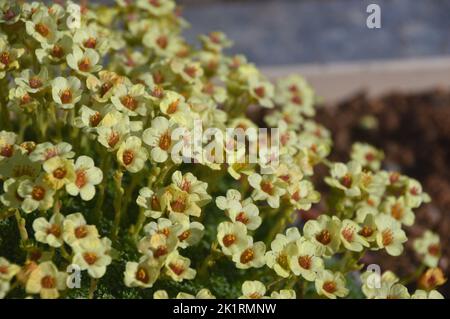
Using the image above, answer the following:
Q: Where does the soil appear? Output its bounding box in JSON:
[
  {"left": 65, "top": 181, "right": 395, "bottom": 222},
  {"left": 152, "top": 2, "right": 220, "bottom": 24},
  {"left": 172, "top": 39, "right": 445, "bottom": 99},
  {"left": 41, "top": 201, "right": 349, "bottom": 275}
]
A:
[{"left": 316, "top": 89, "right": 450, "bottom": 295}]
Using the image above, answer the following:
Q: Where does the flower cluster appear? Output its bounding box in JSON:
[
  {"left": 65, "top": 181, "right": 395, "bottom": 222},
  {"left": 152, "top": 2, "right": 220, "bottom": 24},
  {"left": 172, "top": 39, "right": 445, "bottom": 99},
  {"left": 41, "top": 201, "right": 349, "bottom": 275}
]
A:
[{"left": 0, "top": 0, "right": 445, "bottom": 299}]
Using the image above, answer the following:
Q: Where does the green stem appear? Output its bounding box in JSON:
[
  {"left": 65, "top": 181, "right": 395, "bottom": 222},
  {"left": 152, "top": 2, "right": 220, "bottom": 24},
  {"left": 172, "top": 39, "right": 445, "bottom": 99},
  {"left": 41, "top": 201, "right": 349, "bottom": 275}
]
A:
[
  {"left": 88, "top": 278, "right": 98, "bottom": 299},
  {"left": 112, "top": 169, "right": 124, "bottom": 241},
  {"left": 15, "top": 209, "right": 28, "bottom": 244}
]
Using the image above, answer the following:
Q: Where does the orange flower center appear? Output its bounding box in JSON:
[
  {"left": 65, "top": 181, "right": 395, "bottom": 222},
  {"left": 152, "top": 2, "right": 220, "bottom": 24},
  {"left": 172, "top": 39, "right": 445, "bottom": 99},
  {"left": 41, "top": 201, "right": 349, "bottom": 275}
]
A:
[
  {"left": 222, "top": 234, "right": 236, "bottom": 247},
  {"left": 254, "top": 86, "right": 265, "bottom": 98},
  {"left": 35, "top": 23, "right": 50, "bottom": 37},
  {"left": 0, "top": 51, "right": 10, "bottom": 65},
  {"left": 108, "top": 132, "right": 120, "bottom": 148},
  {"left": 53, "top": 167, "right": 67, "bottom": 179},
  {"left": 235, "top": 212, "right": 249, "bottom": 224},
  {"left": 83, "top": 252, "right": 98, "bottom": 265},
  {"left": 158, "top": 132, "right": 172, "bottom": 150},
  {"left": 0, "top": 144, "right": 13, "bottom": 157},
  {"left": 31, "top": 185, "right": 46, "bottom": 201},
  {"left": 153, "top": 246, "right": 168, "bottom": 258},
  {"left": 382, "top": 229, "right": 393, "bottom": 246},
  {"left": 41, "top": 275, "right": 56, "bottom": 289},
  {"left": 75, "top": 170, "right": 87, "bottom": 188},
  {"left": 391, "top": 203, "right": 404, "bottom": 220},
  {"left": 29, "top": 77, "right": 43, "bottom": 89},
  {"left": 83, "top": 37, "right": 97, "bottom": 49},
  {"left": 166, "top": 100, "right": 179, "bottom": 114},
  {"left": 359, "top": 226, "right": 374, "bottom": 238},
  {"left": 298, "top": 255, "right": 312, "bottom": 270},
  {"left": 75, "top": 225, "right": 88, "bottom": 239},
  {"left": 156, "top": 35, "right": 168, "bottom": 49},
  {"left": 60, "top": 89, "right": 73, "bottom": 104},
  {"left": 240, "top": 248, "right": 254, "bottom": 264},
  {"left": 136, "top": 267, "right": 150, "bottom": 283},
  {"left": 76, "top": 57, "right": 90, "bottom": 72},
  {"left": 340, "top": 174, "right": 353, "bottom": 188},
  {"left": 46, "top": 224, "right": 61, "bottom": 238},
  {"left": 316, "top": 229, "right": 332, "bottom": 245},
  {"left": 260, "top": 181, "right": 274, "bottom": 195},
  {"left": 121, "top": 95, "right": 138, "bottom": 111},
  {"left": 169, "top": 263, "right": 185, "bottom": 276},
  {"left": 178, "top": 230, "right": 191, "bottom": 242},
  {"left": 122, "top": 150, "right": 134, "bottom": 166},
  {"left": 51, "top": 45, "right": 64, "bottom": 58},
  {"left": 323, "top": 281, "right": 337, "bottom": 294}
]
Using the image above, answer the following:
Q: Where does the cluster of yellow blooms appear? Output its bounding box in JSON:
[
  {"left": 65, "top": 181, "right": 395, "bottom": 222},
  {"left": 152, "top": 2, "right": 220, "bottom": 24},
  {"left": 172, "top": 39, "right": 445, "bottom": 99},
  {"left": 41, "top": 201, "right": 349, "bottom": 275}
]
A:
[{"left": 0, "top": 0, "right": 446, "bottom": 299}]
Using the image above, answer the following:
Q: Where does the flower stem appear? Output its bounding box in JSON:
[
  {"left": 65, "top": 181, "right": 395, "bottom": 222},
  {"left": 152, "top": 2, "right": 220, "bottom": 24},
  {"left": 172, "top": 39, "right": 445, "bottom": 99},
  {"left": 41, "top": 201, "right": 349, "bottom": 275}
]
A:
[
  {"left": 88, "top": 278, "right": 98, "bottom": 299},
  {"left": 15, "top": 209, "right": 28, "bottom": 244},
  {"left": 112, "top": 169, "right": 124, "bottom": 241}
]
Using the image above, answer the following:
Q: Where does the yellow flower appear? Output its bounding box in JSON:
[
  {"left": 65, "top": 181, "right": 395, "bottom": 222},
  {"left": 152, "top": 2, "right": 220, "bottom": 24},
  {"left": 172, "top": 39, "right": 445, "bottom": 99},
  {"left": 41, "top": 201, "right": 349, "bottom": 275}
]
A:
[
  {"left": 239, "top": 280, "right": 267, "bottom": 299},
  {"left": 288, "top": 237, "right": 324, "bottom": 281},
  {"left": 374, "top": 214, "right": 407, "bottom": 256},
  {"left": 124, "top": 256, "right": 161, "bottom": 288},
  {"left": 232, "top": 240, "right": 266, "bottom": 269},
  {"left": 217, "top": 221, "right": 250, "bottom": 256},
  {"left": 117, "top": 136, "right": 148, "bottom": 173},
  {"left": 72, "top": 238, "right": 112, "bottom": 278},
  {"left": 43, "top": 156, "right": 76, "bottom": 190},
  {"left": 32, "top": 213, "right": 65, "bottom": 248},
  {"left": 164, "top": 251, "right": 196, "bottom": 282},
  {"left": 413, "top": 230, "right": 441, "bottom": 268},
  {"left": 315, "top": 270, "right": 348, "bottom": 299},
  {"left": 265, "top": 228, "right": 301, "bottom": 278},
  {"left": 65, "top": 156, "right": 103, "bottom": 201},
  {"left": 25, "top": 261, "right": 67, "bottom": 299},
  {"left": 62, "top": 213, "right": 99, "bottom": 248},
  {"left": 303, "top": 215, "right": 341, "bottom": 257}
]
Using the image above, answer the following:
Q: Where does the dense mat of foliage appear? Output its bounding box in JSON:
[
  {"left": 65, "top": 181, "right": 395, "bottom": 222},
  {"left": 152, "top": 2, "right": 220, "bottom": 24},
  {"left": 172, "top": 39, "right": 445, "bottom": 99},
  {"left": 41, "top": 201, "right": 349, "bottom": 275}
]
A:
[{"left": 0, "top": 0, "right": 445, "bottom": 299}]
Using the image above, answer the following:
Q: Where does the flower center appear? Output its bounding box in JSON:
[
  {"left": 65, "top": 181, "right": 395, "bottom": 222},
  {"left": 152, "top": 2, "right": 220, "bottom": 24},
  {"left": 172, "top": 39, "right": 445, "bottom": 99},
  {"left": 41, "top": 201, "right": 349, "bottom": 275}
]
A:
[
  {"left": 254, "top": 86, "right": 265, "bottom": 98},
  {"left": 35, "top": 23, "right": 50, "bottom": 37},
  {"left": 100, "top": 82, "right": 113, "bottom": 97},
  {"left": 151, "top": 195, "right": 161, "bottom": 211},
  {"left": 291, "top": 94, "right": 302, "bottom": 105},
  {"left": 0, "top": 144, "right": 13, "bottom": 157},
  {"left": 184, "top": 66, "right": 197, "bottom": 78},
  {"left": 53, "top": 167, "right": 67, "bottom": 179},
  {"left": 41, "top": 275, "right": 56, "bottom": 289},
  {"left": 149, "top": 0, "right": 161, "bottom": 7},
  {"left": 365, "top": 152, "right": 375, "bottom": 162},
  {"left": 60, "top": 89, "right": 73, "bottom": 104},
  {"left": 240, "top": 248, "right": 254, "bottom": 264},
  {"left": 31, "top": 185, "right": 46, "bottom": 201},
  {"left": 46, "top": 224, "right": 61, "bottom": 238},
  {"left": 0, "top": 266, "right": 8, "bottom": 274},
  {"left": 428, "top": 244, "right": 440, "bottom": 256},
  {"left": 249, "top": 292, "right": 262, "bottom": 299},
  {"left": 316, "top": 229, "right": 332, "bottom": 245},
  {"left": 222, "top": 234, "right": 236, "bottom": 247},
  {"left": 260, "top": 181, "right": 274, "bottom": 195},
  {"left": 75, "top": 170, "right": 87, "bottom": 188},
  {"left": 341, "top": 227, "right": 354, "bottom": 243},
  {"left": 83, "top": 252, "right": 98, "bottom": 265},
  {"left": 382, "top": 229, "right": 393, "bottom": 246},
  {"left": 323, "top": 281, "right": 337, "bottom": 294},
  {"left": 83, "top": 37, "right": 97, "bottom": 49},
  {"left": 358, "top": 226, "right": 374, "bottom": 238},
  {"left": 122, "top": 150, "right": 134, "bottom": 166},
  {"left": 0, "top": 51, "right": 10, "bottom": 65},
  {"left": 153, "top": 246, "right": 168, "bottom": 258},
  {"left": 136, "top": 267, "right": 150, "bottom": 283},
  {"left": 170, "top": 197, "right": 186, "bottom": 213},
  {"left": 169, "top": 263, "right": 185, "bottom": 276},
  {"left": 75, "top": 225, "right": 88, "bottom": 239},
  {"left": 298, "top": 255, "right": 312, "bottom": 270},
  {"left": 89, "top": 112, "right": 102, "bottom": 127},
  {"left": 166, "top": 99, "right": 179, "bottom": 114},
  {"left": 235, "top": 212, "right": 249, "bottom": 224},
  {"left": 391, "top": 203, "right": 404, "bottom": 220},
  {"left": 158, "top": 132, "right": 172, "bottom": 150},
  {"left": 51, "top": 45, "right": 64, "bottom": 58},
  {"left": 340, "top": 174, "right": 353, "bottom": 188},
  {"left": 178, "top": 230, "right": 191, "bottom": 242},
  {"left": 121, "top": 95, "right": 138, "bottom": 111},
  {"left": 108, "top": 132, "right": 120, "bottom": 148},
  {"left": 78, "top": 57, "right": 91, "bottom": 72},
  {"left": 156, "top": 35, "right": 168, "bottom": 49},
  {"left": 29, "top": 77, "right": 42, "bottom": 89}
]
